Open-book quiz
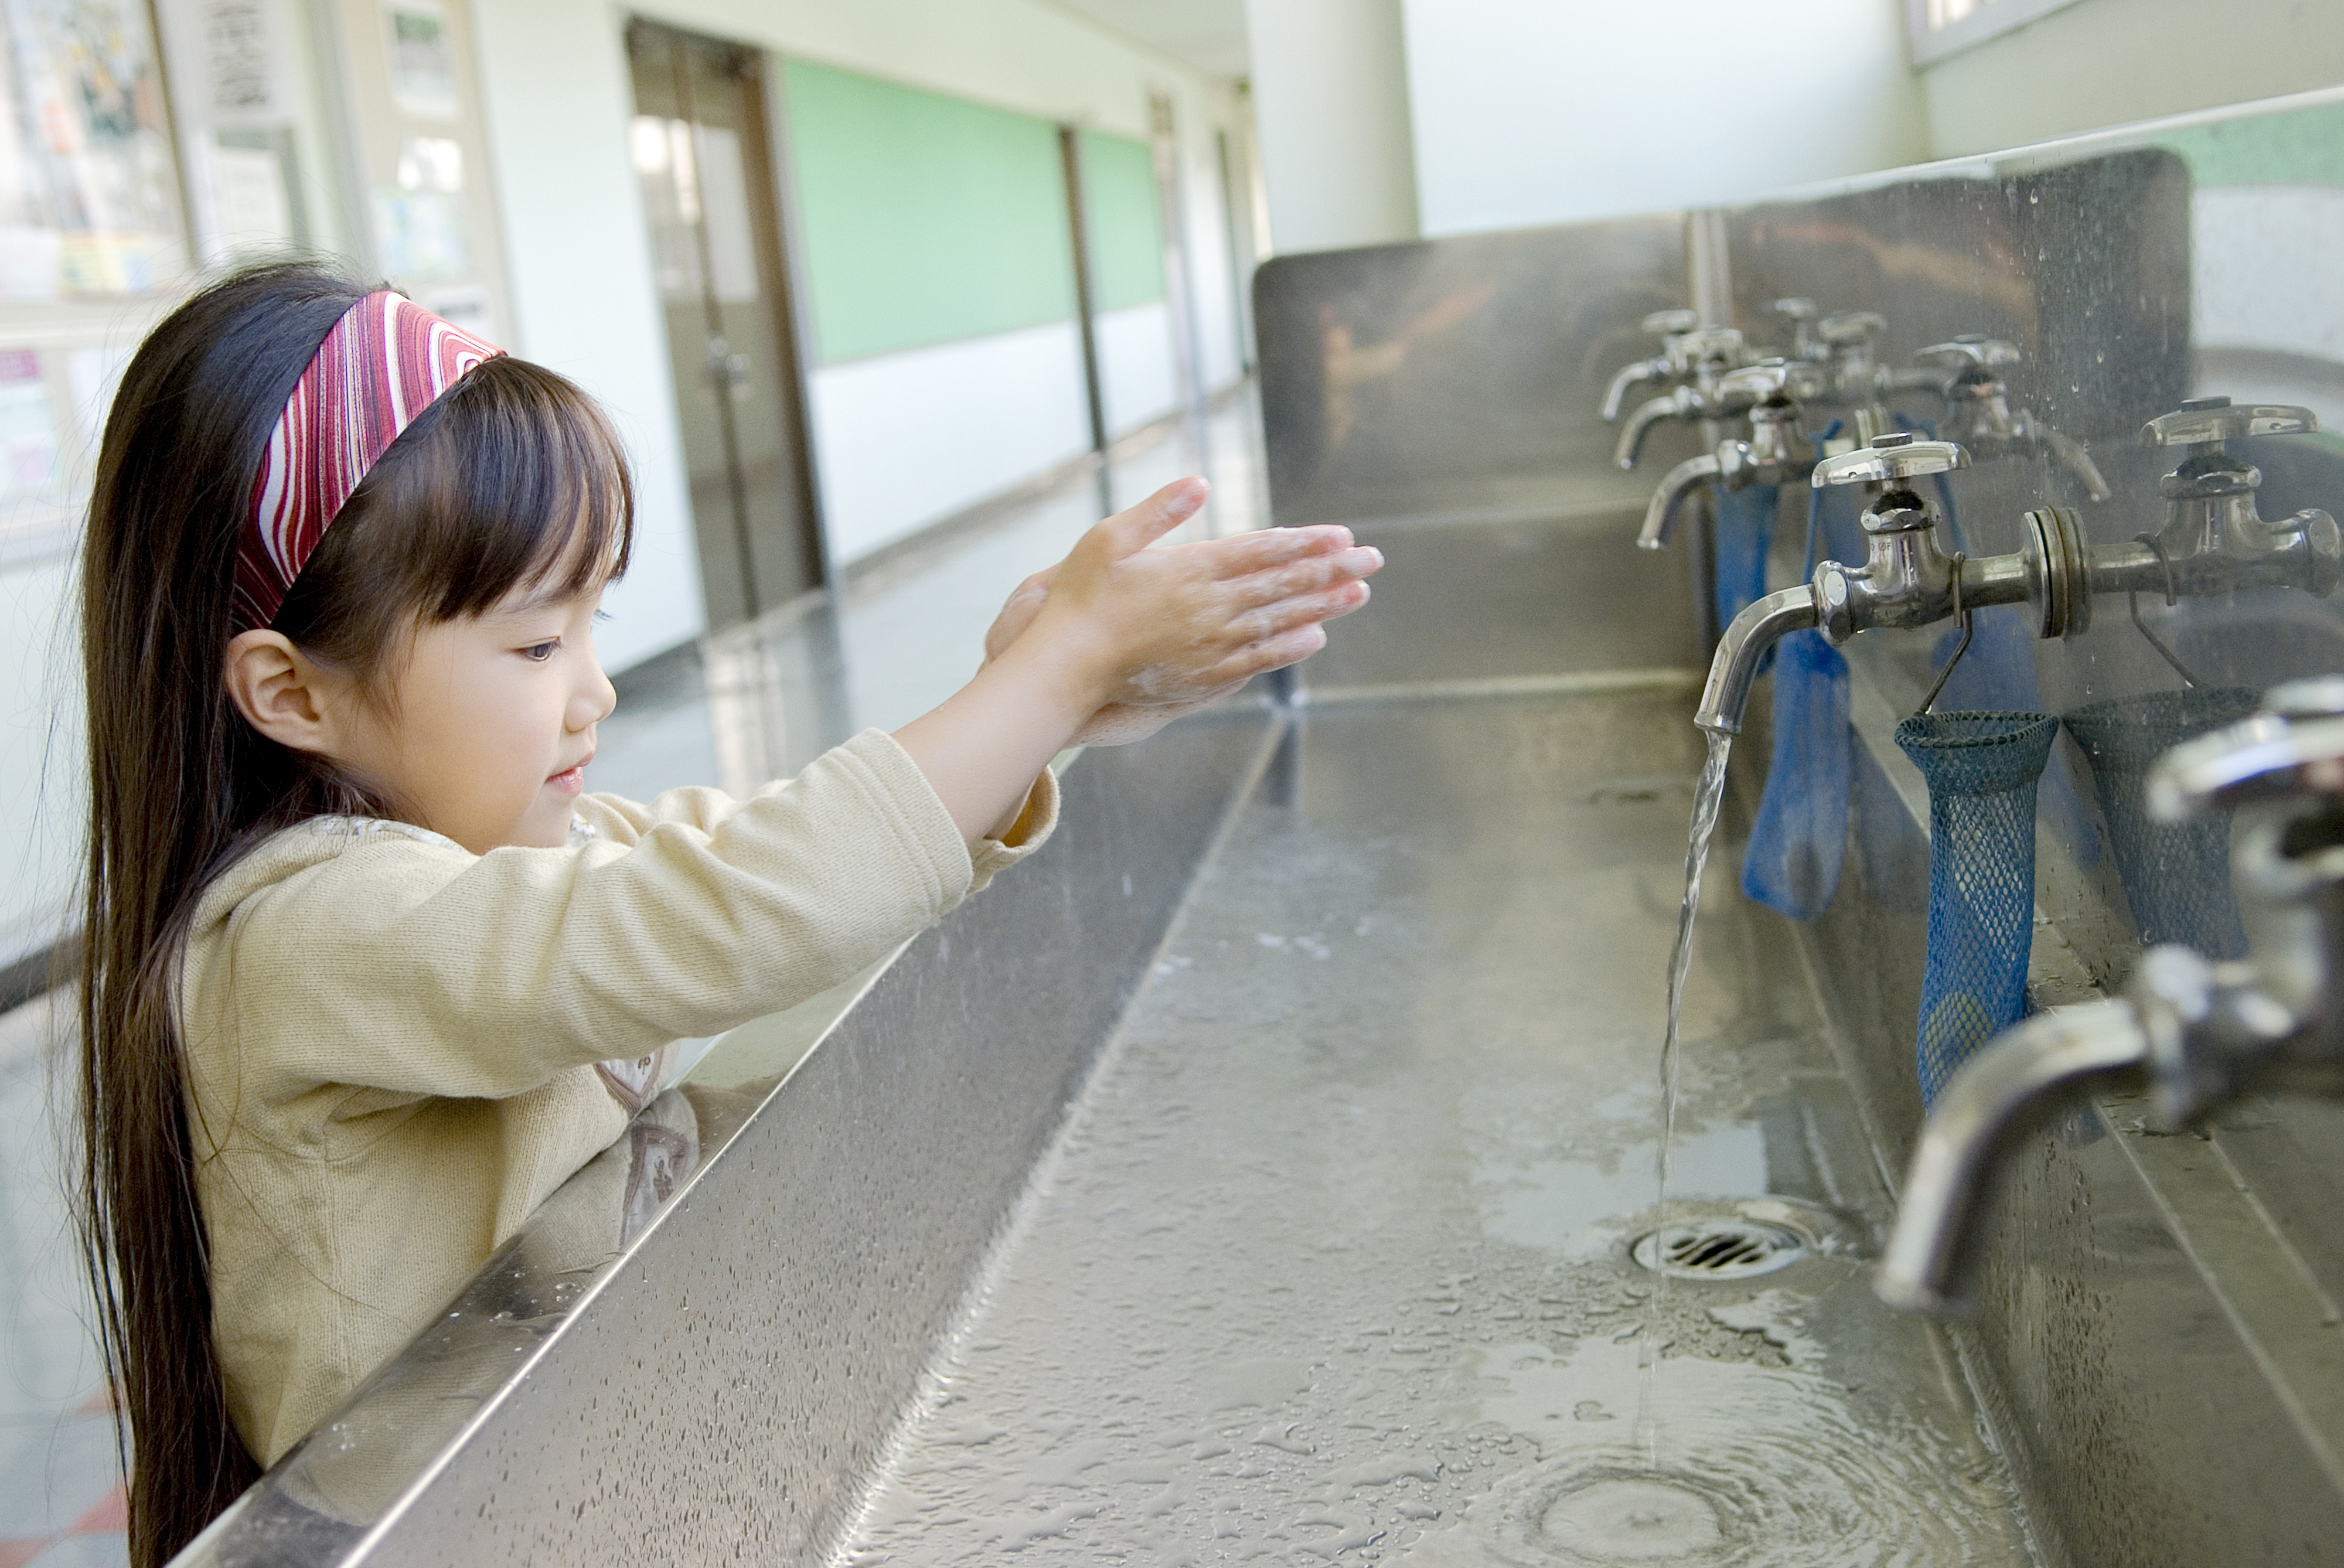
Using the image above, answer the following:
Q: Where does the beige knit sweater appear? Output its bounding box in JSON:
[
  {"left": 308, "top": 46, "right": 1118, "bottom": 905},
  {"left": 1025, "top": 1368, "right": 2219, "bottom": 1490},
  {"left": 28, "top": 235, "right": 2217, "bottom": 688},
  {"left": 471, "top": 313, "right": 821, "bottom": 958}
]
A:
[{"left": 179, "top": 730, "right": 1057, "bottom": 1464}]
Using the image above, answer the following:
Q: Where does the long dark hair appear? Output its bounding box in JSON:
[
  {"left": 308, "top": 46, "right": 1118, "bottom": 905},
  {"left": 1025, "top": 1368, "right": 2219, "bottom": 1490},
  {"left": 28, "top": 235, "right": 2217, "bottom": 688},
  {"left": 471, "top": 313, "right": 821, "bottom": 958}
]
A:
[{"left": 75, "top": 261, "right": 633, "bottom": 1565}]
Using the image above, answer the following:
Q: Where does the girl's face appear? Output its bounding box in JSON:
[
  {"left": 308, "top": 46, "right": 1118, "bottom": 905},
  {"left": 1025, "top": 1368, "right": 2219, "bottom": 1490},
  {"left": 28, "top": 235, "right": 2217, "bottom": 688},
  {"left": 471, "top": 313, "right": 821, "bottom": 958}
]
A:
[{"left": 338, "top": 576, "right": 618, "bottom": 853}]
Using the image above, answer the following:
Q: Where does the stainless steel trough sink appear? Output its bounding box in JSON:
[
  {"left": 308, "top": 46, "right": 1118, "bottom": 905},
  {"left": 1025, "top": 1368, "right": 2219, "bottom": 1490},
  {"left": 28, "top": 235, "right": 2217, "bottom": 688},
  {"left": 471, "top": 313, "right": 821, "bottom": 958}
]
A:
[
  {"left": 177, "top": 507, "right": 2043, "bottom": 1567},
  {"left": 834, "top": 510, "right": 2038, "bottom": 1566}
]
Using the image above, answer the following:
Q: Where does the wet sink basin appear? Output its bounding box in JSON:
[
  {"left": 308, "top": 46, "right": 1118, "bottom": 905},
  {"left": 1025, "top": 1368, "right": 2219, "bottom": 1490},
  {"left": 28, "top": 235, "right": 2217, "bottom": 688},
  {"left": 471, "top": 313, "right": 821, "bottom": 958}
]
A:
[
  {"left": 839, "top": 687, "right": 2038, "bottom": 1564},
  {"left": 186, "top": 509, "right": 2049, "bottom": 1568}
]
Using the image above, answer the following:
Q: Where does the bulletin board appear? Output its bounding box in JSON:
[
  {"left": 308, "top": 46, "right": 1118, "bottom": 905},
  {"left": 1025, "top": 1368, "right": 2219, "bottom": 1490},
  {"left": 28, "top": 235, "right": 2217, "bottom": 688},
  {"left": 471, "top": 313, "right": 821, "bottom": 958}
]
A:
[
  {"left": 782, "top": 59, "right": 1077, "bottom": 364},
  {"left": 1077, "top": 129, "right": 1164, "bottom": 313}
]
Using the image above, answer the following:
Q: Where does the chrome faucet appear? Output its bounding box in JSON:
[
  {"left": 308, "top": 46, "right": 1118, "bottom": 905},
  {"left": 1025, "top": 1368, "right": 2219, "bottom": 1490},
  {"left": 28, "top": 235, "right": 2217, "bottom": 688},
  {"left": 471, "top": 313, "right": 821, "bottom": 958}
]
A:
[
  {"left": 1771, "top": 297, "right": 1823, "bottom": 364},
  {"left": 1915, "top": 336, "right": 2111, "bottom": 502},
  {"left": 1696, "top": 432, "right": 2018, "bottom": 735},
  {"left": 1695, "top": 408, "right": 2344, "bottom": 735},
  {"left": 1612, "top": 323, "right": 1759, "bottom": 469},
  {"left": 1611, "top": 304, "right": 1963, "bottom": 468},
  {"left": 2137, "top": 397, "right": 2342, "bottom": 592},
  {"left": 1816, "top": 311, "right": 1889, "bottom": 408},
  {"left": 1876, "top": 677, "right": 2344, "bottom": 1314},
  {"left": 1806, "top": 311, "right": 1948, "bottom": 414},
  {"left": 2011, "top": 398, "right": 2341, "bottom": 652},
  {"left": 1602, "top": 309, "right": 1736, "bottom": 422},
  {"left": 1638, "top": 360, "right": 1825, "bottom": 549}
]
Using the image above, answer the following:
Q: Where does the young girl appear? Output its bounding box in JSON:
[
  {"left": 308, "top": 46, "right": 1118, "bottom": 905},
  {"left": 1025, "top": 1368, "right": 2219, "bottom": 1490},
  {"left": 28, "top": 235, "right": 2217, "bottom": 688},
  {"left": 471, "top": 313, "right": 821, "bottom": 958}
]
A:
[{"left": 76, "top": 262, "right": 1379, "bottom": 1564}]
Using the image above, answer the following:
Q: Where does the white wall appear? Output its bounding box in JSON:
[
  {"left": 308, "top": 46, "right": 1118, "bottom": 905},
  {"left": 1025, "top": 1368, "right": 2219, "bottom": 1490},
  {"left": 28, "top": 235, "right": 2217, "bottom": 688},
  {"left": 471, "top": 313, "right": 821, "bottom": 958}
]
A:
[
  {"left": 1921, "top": 0, "right": 2344, "bottom": 158},
  {"left": 1173, "top": 110, "right": 1246, "bottom": 393},
  {"left": 810, "top": 322, "right": 1092, "bottom": 563},
  {"left": 2196, "top": 185, "right": 2344, "bottom": 367},
  {"left": 471, "top": 0, "right": 703, "bottom": 673},
  {"left": 471, "top": 0, "right": 1243, "bottom": 608},
  {"left": 0, "top": 554, "right": 82, "bottom": 966},
  {"left": 1096, "top": 301, "right": 1180, "bottom": 435},
  {"left": 1241, "top": 0, "right": 1419, "bottom": 253},
  {"left": 1398, "top": 0, "right": 1929, "bottom": 237},
  {"left": 2194, "top": 182, "right": 2344, "bottom": 432}
]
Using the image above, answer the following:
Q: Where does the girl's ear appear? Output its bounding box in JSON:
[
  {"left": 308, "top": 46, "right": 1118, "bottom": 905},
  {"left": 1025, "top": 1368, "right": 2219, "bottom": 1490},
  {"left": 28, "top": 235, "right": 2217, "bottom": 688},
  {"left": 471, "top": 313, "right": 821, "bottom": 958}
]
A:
[{"left": 224, "top": 629, "right": 345, "bottom": 756}]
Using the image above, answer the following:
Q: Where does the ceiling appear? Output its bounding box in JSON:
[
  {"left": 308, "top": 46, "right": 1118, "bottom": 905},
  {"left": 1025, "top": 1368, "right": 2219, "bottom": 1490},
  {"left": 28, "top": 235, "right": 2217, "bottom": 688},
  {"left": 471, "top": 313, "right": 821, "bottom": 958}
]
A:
[{"left": 1045, "top": 0, "right": 1252, "bottom": 80}]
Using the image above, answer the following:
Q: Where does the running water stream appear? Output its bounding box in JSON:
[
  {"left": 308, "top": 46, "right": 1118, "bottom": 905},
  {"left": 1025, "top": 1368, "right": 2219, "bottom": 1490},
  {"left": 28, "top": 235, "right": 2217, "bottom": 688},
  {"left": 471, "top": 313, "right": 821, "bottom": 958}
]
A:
[
  {"left": 1662, "top": 730, "right": 1736, "bottom": 1194},
  {"left": 1638, "top": 728, "right": 1735, "bottom": 1461}
]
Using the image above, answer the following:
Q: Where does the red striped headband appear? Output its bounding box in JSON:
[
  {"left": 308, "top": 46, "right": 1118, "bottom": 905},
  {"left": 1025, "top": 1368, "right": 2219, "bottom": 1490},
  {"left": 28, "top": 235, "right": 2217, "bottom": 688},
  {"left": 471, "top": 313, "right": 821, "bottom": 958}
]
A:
[{"left": 231, "top": 291, "right": 503, "bottom": 633}]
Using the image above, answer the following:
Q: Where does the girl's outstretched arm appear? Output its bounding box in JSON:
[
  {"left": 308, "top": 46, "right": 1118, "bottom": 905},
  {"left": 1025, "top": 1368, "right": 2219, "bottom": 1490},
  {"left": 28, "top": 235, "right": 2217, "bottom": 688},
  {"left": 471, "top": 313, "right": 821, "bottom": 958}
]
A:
[{"left": 892, "top": 477, "right": 1381, "bottom": 844}]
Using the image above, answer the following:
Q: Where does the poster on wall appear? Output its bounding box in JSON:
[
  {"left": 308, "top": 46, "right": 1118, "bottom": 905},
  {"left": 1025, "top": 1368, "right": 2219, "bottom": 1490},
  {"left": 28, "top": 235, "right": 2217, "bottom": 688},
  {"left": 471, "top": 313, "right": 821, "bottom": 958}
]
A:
[
  {"left": 212, "top": 138, "right": 292, "bottom": 244},
  {"left": 200, "top": 0, "right": 278, "bottom": 119},
  {"left": 0, "top": 0, "right": 186, "bottom": 297},
  {"left": 155, "top": 0, "right": 325, "bottom": 264},
  {"left": 382, "top": 0, "right": 455, "bottom": 120},
  {"left": 0, "top": 347, "right": 55, "bottom": 497}
]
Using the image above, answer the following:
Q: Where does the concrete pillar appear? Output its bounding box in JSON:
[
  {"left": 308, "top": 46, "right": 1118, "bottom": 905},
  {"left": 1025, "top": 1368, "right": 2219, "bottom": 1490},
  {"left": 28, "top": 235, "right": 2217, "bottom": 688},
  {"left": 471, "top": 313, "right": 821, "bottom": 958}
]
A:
[{"left": 1241, "top": 0, "right": 1420, "bottom": 254}]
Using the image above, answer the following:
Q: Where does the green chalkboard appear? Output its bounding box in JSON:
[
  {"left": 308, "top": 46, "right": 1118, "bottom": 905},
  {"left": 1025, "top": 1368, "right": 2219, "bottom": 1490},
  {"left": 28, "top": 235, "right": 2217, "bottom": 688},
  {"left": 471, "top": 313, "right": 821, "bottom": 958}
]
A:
[
  {"left": 784, "top": 60, "right": 1077, "bottom": 363},
  {"left": 2157, "top": 102, "right": 2344, "bottom": 188},
  {"left": 1079, "top": 130, "right": 1164, "bottom": 312}
]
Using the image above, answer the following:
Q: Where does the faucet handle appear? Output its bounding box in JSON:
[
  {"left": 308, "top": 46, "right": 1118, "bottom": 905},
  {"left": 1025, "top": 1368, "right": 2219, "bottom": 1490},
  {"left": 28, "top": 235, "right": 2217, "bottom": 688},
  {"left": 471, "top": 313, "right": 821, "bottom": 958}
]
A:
[
  {"left": 2142, "top": 395, "right": 2320, "bottom": 452},
  {"left": 1818, "top": 311, "right": 1887, "bottom": 348},
  {"left": 1917, "top": 336, "right": 2021, "bottom": 376},
  {"left": 1771, "top": 298, "right": 1823, "bottom": 360},
  {"left": 1813, "top": 430, "right": 1970, "bottom": 488},
  {"left": 1665, "top": 325, "right": 1746, "bottom": 373},
  {"left": 2147, "top": 683, "right": 2344, "bottom": 821},
  {"left": 1641, "top": 308, "right": 1700, "bottom": 337},
  {"left": 1718, "top": 357, "right": 1825, "bottom": 403}
]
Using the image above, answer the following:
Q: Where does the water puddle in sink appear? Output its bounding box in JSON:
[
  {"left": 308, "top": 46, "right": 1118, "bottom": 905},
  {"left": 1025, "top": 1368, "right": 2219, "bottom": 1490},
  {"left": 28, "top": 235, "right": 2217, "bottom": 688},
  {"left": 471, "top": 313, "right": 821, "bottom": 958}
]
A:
[{"left": 1466, "top": 1336, "right": 2011, "bottom": 1566}]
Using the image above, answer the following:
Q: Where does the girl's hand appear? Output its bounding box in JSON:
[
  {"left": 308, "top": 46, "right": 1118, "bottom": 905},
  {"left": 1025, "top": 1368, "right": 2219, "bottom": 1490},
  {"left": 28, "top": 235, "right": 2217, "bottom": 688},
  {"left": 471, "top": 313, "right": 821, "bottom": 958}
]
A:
[
  {"left": 895, "top": 478, "right": 1380, "bottom": 843},
  {"left": 992, "top": 479, "right": 1381, "bottom": 724},
  {"left": 981, "top": 566, "right": 1245, "bottom": 746}
]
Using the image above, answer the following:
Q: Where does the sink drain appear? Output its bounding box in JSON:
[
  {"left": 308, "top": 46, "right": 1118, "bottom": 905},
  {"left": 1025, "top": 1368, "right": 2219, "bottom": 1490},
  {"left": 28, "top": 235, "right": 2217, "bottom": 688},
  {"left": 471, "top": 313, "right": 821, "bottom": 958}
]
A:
[{"left": 1630, "top": 1217, "right": 1808, "bottom": 1280}]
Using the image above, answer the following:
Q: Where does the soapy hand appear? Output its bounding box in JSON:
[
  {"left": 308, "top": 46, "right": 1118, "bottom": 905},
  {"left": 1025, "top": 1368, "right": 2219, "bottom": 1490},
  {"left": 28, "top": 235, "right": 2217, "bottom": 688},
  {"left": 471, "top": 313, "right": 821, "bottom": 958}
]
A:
[
  {"left": 982, "top": 564, "right": 1255, "bottom": 745},
  {"left": 982, "top": 568, "right": 1236, "bottom": 745},
  {"left": 982, "top": 478, "right": 1381, "bottom": 745},
  {"left": 894, "top": 477, "right": 1380, "bottom": 844}
]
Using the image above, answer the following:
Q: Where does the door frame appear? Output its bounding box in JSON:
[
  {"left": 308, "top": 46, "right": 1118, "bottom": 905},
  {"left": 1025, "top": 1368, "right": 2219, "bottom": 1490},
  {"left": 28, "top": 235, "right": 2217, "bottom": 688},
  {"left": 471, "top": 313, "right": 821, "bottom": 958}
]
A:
[{"left": 626, "top": 16, "right": 829, "bottom": 624}]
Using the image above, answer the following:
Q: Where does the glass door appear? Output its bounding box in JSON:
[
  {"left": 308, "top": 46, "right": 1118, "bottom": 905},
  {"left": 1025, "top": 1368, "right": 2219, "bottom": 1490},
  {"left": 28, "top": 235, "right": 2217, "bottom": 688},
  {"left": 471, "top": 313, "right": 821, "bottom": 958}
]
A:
[{"left": 627, "top": 20, "right": 820, "bottom": 631}]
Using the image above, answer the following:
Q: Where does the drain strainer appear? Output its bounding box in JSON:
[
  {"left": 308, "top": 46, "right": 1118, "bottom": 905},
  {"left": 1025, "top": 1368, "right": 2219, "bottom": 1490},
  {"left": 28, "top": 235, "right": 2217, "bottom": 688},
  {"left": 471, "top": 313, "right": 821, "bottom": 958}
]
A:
[{"left": 1630, "top": 1217, "right": 1808, "bottom": 1280}]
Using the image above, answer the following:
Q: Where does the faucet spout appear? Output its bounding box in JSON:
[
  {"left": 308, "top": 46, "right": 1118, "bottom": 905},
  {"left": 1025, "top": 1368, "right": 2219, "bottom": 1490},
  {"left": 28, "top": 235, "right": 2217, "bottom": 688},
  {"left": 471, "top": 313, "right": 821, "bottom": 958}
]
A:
[
  {"left": 1875, "top": 1000, "right": 2151, "bottom": 1314},
  {"left": 2042, "top": 428, "right": 2112, "bottom": 503},
  {"left": 1640, "top": 452, "right": 1722, "bottom": 550},
  {"left": 1616, "top": 389, "right": 1691, "bottom": 470},
  {"left": 1695, "top": 585, "right": 1820, "bottom": 734},
  {"left": 1604, "top": 356, "right": 1667, "bottom": 422}
]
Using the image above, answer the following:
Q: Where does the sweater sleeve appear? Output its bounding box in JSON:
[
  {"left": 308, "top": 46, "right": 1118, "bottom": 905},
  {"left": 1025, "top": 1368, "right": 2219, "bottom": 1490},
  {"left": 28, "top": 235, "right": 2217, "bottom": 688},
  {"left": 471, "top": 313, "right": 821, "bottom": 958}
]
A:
[
  {"left": 189, "top": 731, "right": 1049, "bottom": 1106},
  {"left": 573, "top": 744, "right": 1061, "bottom": 893},
  {"left": 969, "top": 761, "right": 1059, "bottom": 893}
]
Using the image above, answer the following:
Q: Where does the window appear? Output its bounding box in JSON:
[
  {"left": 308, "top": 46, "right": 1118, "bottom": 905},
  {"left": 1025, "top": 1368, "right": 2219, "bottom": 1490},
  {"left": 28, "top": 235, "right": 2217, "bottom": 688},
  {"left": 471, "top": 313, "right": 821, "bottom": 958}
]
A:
[{"left": 1907, "top": 0, "right": 2086, "bottom": 66}]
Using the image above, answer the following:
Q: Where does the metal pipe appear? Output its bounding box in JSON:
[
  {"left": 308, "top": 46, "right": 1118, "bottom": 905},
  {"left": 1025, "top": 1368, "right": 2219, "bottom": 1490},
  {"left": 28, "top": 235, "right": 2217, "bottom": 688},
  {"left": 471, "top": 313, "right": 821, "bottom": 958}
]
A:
[
  {"left": 1961, "top": 550, "right": 2035, "bottom": 609},
  {"left": 1875, "top": 1000, "right": 2151, "bottom": 1314},
  {"left": 1694, "top": 585, "right": 1820, "bottom": 734}
]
